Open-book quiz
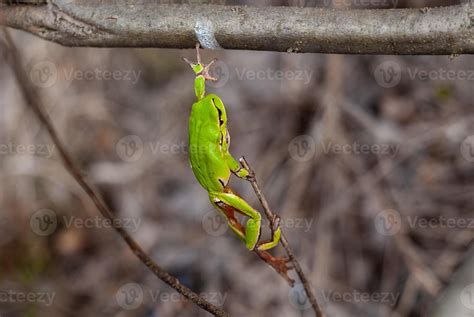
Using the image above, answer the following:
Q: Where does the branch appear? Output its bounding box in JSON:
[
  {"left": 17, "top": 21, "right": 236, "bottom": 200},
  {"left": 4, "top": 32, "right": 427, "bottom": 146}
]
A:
[
  {"left": 240, "top": 158, "right": 325, "bottom": 317},
  {"left": 0, "top": 28, "right": 229, "bottom": 317},
  {"left": 1, "top": 1, "right": 474, "bottom": 54}
]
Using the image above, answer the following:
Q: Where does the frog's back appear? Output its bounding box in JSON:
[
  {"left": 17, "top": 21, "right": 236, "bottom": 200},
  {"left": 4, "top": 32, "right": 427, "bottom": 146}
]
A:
[{"left": 188, "top": 94, "right": 230, "bottom": 192}]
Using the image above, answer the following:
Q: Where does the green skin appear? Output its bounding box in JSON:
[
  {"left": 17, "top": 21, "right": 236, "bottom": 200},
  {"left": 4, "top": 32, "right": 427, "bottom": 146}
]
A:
[{"left": 186, "top": 57, "right": 281, "bottom": 251}]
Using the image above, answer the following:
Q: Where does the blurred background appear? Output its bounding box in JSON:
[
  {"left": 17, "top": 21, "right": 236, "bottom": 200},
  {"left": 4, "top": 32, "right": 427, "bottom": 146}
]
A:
[{"left": 0, "top": 0, "right": 473, "bottom": 316}]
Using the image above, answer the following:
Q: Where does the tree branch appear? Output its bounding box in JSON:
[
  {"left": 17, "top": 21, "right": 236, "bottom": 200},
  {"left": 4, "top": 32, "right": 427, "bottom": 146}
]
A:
[
  {"left": 0, "top": 1, "right": 473, "bottom": 54},
  {"left": 1, "top": 28, "right": 229, "bottom": 317},
  {"left": 240, "top": 157, "right": 325, "bottom": 317}
]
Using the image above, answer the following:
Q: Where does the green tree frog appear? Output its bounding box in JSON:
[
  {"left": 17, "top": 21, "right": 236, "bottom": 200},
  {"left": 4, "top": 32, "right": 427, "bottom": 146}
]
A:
[{"left": 183, "top": 46, "right": 282, "bottom": 253}]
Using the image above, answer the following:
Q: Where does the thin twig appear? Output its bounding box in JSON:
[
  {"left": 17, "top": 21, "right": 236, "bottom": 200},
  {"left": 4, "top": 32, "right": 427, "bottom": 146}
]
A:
[
  {"left": 240, "top": 157, "right": 325, "bottom": 317},
  {"left": 1, "top": 28, "right": 229, "bottom": 317},
  {"left": 0, "top": 2, "right": 473, "bottom": 54}
]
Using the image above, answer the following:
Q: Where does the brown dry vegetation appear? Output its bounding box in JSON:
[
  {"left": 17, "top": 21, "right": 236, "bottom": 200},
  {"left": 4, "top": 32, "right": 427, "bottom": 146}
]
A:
[{"left": 0, "top": 1, "right": 473, "bottom": 316}]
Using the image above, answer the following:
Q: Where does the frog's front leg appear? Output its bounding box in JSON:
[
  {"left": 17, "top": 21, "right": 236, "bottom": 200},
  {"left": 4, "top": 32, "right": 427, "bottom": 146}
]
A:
[{"left": 224, "top": 152, "right": 254, "bottom": 181}]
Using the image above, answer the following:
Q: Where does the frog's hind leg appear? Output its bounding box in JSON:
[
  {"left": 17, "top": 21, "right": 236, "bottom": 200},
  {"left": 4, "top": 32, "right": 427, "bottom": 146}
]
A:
[
  {"left": 210, "top": 191, "right": 294, "bottom": 284},
  {"left": 210, "top": 195, "right": 246, "bottom": 241},
  {"left": 222, "top": 187, "right": 281, "bottom": 252},
  {"left": 210, "top": 191, "right": 262, "bottom": 251}
]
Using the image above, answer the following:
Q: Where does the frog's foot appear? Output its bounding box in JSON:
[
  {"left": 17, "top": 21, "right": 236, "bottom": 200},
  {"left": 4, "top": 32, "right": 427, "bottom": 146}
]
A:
[
  {"left": 245, "top": 172, "right": 256, "bottom": 182},
  {"left": 202, "top": 59, "right": 218, "bottom": 82},
  {"left": 271, "top": 215, "right": 280, "bottom": 233},
  {"left": 183, "top": 44, "right": 218, "bottom": 81},
  {"left": 182, "top": 43, "right": 203, "bottom": 65},
  {"left": 238, "top": 158, "right": 256, "bottom": 182},
  {"left": 255, "top": 250, "right": 295, "bottom": 286}
]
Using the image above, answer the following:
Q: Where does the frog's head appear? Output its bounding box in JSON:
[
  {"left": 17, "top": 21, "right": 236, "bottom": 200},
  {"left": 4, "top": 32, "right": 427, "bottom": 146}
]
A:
[{"left": 183, "top": 44, "right": 218, "bottom": 82}]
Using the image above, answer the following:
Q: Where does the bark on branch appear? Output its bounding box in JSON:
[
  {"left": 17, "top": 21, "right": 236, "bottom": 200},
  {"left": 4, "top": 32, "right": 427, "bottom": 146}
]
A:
[{"left": 0, "top": 1, "right": 473, "bottom": 54}]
